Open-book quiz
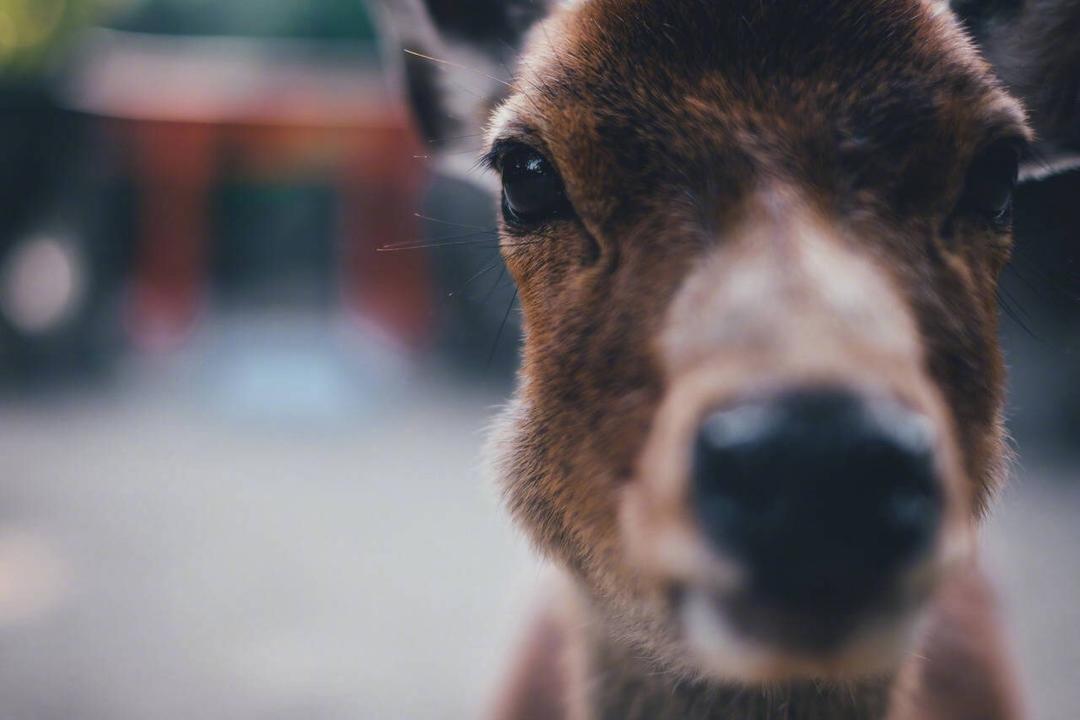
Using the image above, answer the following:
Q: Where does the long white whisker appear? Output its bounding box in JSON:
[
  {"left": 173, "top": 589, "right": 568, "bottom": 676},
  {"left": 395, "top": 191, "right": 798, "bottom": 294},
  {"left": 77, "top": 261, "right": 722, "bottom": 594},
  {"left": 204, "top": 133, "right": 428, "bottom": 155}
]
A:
[{"left": 404, "top": 49, "right": 516, "bottom": 90}]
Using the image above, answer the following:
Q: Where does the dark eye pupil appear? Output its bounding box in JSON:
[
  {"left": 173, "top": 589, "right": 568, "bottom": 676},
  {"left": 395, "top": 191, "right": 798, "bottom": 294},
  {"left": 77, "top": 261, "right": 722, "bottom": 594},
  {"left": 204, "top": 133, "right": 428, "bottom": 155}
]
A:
[
  {"left": 961, "top": 141, "right": 1020, "bottom": 222},
  {"left": 502, "top": 148, "right": 567, "bottom": 223}
]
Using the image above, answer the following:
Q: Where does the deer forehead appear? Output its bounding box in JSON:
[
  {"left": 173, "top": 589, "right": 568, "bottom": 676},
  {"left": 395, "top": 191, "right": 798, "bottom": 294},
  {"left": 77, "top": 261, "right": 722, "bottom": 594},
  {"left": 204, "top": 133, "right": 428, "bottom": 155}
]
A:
[
  {"left": 488, "top": 0, "right": 1026, "bottom": 190},
  {"left": 660, "top": 200, "right": 924, "bottom": 375}
]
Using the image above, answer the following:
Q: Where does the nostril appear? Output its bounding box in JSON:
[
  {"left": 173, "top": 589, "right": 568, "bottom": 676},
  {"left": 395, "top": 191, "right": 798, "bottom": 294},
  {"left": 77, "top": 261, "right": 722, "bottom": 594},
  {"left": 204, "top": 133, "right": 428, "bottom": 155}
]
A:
[
  {"left": 847, "top": 430, "right": 941, "bottom": 562},
  {"left": 695, "top": 405, "right": 781, "bottom": 518},
  {"left": 887, "top": 487, "right": 939, "bottom": 547},
  {"left": 691, "top": 401, "right": 793, "bottom": 552},
  {"left": 698, "top": 403, "right": 783, "bottom": 450}
]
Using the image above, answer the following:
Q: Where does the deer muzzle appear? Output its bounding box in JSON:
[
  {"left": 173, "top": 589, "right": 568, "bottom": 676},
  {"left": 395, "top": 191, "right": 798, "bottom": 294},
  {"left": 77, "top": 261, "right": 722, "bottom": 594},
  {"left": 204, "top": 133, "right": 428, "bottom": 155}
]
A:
[{"left": 620, "top": 197, "right": 970, "bottom": 678}]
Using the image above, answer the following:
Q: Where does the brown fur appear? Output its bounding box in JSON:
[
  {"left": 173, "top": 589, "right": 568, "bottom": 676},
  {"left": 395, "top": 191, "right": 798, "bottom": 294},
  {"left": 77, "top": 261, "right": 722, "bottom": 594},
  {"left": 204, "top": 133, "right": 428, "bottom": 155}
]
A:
[
  {"left": 488, "top": 4, "right": 1025, "bottom": 708},
  {"left": 957, "top": 0, "right": 1080, "bottom": 162},
  {"left": 379, "top": 0, "right": 1080, "bottom": 717},
  {"left": 494, "top": 562, "right": 1021, "bottom": 720}
]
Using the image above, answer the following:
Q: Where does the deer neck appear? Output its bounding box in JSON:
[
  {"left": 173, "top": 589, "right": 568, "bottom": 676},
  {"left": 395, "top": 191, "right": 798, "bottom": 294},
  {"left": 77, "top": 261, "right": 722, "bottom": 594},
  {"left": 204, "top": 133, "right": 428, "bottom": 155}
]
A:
[{"left": 580, "top": 607, "right": 893, "bottom": 720}]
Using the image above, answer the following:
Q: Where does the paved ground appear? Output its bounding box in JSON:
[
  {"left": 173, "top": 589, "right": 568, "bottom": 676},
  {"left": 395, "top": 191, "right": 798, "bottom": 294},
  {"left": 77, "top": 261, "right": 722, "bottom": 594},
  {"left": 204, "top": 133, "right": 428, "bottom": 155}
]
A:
[
  {"left": 983, "top": 462, "right": 1080, "bottom": 720},
  {"left": 0, "top": 332, "right": 1076, "bottom": 719}
]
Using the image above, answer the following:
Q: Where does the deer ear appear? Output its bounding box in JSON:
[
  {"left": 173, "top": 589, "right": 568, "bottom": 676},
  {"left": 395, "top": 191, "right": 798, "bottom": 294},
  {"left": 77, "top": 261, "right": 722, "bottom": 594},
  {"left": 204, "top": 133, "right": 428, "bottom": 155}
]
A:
[
  {"left": 953, "top": 0, "right": 1080, "bottom": 181},
  {"left": 377, "top": 0, "right": 550, "bottom": 181}
]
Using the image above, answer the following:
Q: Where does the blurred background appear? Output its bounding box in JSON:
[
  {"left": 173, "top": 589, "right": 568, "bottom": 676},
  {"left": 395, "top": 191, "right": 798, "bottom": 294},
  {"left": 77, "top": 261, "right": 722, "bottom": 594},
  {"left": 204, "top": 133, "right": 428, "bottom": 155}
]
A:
[{"left": 0, "top": 1, "right": 1075, "bottom": 718}]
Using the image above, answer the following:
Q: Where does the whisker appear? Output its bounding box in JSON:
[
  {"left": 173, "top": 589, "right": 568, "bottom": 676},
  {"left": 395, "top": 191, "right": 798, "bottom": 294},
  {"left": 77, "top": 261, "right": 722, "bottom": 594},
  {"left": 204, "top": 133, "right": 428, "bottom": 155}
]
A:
[
  {"left": 434, "top": 146, "right": 490, "bottom": 156},
  {"left": 380, "top": 229, "right": 497, "bottom": 250},
  {"left": 443, "top": 78, "right": 491, "bottom": 101},
  {"left": 378, "top": 239, "right": 498, "bottom": 252},
  {"left": 414, "top": 213, "right": 495, "bottom": 232},
  {"left": 448, "top": 259, "right": 503, "bottom": 298},
  {"left": 535, "top": 8, "right": 577, "bottom": 98},
  {"left": 1002, "top": 284, "right": 1036, "bottom": 324},
  {"left": 428, "top": 133, "right": 486, "bottom": 146},
  {"left": 379, "top": 238, "right": 549, "bottom": 252},
  {"left": 480, "top": 264, "right": 507, "bottom": 308},
  {"left": 997, "top": 284, "right": 1032, "bottom": 321},
  {"left": 380, "top": 234, "right": 552, "bottom": 252},
  {"left": 997, "top": 288, "right": 1039, "bottom": 339},
  {"left": 404, "top": 49, "right": 516, "bottom": 90},
  {"left": 488, "top": 287, "right": 519, "bottom": 368},
  {"left": 413, "top": 146, "right": 487, "bottom": 159},
  {"left": 496, "top": 39, "right": 550, "bottom": 117},
  {"left": 1010, "top": 253, "right": 1080, "bottom": 301}
]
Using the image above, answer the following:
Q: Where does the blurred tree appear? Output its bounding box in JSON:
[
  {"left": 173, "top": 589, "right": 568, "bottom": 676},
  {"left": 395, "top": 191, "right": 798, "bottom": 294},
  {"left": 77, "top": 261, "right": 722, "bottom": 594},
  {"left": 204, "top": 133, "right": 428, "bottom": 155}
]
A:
[
  {"left": 0, "top": 1, "right": 131, "bottom": 382},
  {"left": 0, "top": 0, "right": 118, "bottom": 77},
  {"left": 108, "top": 0, "right": 378, "bottom": 44}
]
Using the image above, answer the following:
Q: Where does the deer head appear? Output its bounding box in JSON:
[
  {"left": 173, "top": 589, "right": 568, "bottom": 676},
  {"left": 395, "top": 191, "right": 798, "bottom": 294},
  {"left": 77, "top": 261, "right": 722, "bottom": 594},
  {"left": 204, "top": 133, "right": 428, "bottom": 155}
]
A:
[{"left": 381, "top": 0, "right": 1078, "bottom": 692}]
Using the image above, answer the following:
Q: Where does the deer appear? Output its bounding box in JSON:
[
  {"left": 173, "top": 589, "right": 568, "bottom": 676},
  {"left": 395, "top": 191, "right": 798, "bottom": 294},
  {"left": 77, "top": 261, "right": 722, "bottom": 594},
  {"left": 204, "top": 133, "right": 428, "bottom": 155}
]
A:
[{"left": 379, "top": 1, "right": 1080, "bottom": 718}]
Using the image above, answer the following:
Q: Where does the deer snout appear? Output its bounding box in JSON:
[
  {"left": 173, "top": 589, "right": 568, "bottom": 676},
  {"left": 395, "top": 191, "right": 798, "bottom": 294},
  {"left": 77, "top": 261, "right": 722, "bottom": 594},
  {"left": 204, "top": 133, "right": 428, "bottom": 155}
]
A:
[
  {"left": 691, "top": 389, "right": 942, "bottom": 637},
  {"left": 619, "top": 206, "right": 974, "bottom": 677}
]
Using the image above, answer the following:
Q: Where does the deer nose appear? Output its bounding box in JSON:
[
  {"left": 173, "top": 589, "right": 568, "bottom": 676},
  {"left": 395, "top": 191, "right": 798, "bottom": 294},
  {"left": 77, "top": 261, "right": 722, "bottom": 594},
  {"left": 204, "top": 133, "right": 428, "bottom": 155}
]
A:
[{"left": 691, "top": 389, "right": 942, "bottom": 613}]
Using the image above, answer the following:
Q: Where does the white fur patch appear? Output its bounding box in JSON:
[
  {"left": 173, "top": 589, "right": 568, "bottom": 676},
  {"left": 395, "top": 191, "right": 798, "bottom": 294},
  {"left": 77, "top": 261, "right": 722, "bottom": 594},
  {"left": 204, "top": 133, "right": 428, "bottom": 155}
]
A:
[{"left": 681, "top": 589, "right": 771, "bottom": 679}]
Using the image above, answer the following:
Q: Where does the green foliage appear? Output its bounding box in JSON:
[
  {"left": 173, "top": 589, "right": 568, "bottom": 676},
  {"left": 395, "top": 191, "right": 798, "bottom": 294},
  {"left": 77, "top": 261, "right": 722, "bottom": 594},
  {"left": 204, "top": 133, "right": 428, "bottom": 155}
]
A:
[
  {"left": 0, "top": 0, "right": 382, "bottom": 78},
  {"left": 108, "top": 0, "right": 378, "bottom": 43},
  {"left": 0, "top": 0, "right": 113, "bottom": 76}
]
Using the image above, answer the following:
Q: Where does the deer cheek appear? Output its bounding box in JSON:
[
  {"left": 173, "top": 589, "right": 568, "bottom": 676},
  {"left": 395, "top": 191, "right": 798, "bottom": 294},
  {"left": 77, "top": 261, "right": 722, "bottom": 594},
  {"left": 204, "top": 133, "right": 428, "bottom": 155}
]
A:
[{"left": 502, "top": 226, "right": 601, "bottom": 291}]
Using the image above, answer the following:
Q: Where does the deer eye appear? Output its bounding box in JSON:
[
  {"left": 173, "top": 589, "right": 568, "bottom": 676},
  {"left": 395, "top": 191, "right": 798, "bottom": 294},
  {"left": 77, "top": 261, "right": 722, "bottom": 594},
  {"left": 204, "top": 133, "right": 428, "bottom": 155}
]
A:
[
  {"left": 500, "top": 146, "right": 571, "bottom": 226},
  {"left": 958, "top": 140, "right": 1020, "bottom": 226}
]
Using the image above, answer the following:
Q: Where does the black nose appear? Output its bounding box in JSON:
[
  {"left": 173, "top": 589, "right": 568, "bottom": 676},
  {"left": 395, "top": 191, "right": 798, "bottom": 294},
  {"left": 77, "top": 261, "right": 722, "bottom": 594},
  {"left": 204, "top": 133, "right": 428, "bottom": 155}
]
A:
[{"left": 692, "top": 389, "right": 942, "bottom": 614}]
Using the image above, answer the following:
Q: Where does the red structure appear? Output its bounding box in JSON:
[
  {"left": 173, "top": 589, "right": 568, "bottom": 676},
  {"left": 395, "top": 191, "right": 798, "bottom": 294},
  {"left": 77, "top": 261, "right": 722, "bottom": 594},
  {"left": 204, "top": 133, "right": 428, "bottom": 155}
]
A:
[{"left": 68, "top": 32, "right": 432, "bottom": 350}]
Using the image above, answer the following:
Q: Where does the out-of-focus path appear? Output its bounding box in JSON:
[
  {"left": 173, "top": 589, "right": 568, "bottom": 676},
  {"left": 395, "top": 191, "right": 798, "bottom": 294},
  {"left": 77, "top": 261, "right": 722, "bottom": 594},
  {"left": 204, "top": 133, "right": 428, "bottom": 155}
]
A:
[
  {"left": 0, "top": 357, "right": 1075, "bottom": 718},
  {"left": 0, "top": 362, "right": 538, "bottom": 720},
  {"left": 984, "top": 461, "right": 1080, "bottom": 720}
]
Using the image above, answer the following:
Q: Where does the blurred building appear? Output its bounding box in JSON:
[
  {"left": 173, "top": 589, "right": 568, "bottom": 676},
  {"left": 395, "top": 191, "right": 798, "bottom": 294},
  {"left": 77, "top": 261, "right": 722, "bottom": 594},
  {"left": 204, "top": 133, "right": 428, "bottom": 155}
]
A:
[
  {"left": 0, "top": 0, "right": 512, "bottom": 389},
  {"left": 0, "top": 4, "right": 1074, "bottom": 718}
]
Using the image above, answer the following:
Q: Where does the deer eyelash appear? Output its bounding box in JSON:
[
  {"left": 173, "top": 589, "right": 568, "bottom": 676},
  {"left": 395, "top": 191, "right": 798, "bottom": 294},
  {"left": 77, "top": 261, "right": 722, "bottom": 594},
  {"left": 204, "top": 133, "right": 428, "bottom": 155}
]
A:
[{"left": 478, "top": 147, "right": 502, "bottom": 173}]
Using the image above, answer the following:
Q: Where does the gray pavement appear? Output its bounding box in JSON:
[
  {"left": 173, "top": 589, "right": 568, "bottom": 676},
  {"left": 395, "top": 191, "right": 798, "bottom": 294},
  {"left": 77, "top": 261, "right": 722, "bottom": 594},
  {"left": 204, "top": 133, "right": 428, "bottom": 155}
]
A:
[{"left": 0, "top": 351, "right": 1076, "bottom": 719}]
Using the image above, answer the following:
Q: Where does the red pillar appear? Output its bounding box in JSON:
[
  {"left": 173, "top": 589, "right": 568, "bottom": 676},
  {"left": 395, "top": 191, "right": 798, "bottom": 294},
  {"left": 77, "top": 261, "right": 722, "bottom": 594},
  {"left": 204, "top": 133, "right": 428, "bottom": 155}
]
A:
[
  {"left": 127, "top": 120, "right": 216, "bottom": 351},
  {"left": 340, "top": 119, "right": 433, "bottom": 349}
]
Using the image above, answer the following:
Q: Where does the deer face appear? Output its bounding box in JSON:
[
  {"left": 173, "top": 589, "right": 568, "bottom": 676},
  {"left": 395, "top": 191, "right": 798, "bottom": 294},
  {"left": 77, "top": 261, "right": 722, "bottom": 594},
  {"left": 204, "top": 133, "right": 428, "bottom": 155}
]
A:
[
  {"left": 383, "top": 0, "right": 1076, "bottom": 685},
  {"left": 480, "top": 0, "right": 1029, "bottom": 682}
]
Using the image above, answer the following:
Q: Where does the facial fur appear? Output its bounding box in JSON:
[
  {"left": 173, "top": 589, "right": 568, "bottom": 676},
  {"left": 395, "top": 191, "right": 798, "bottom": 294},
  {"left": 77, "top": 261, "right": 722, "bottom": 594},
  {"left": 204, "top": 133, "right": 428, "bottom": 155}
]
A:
[{"left": 484, "top": 0, "right": 1029, "bottom": 683}]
